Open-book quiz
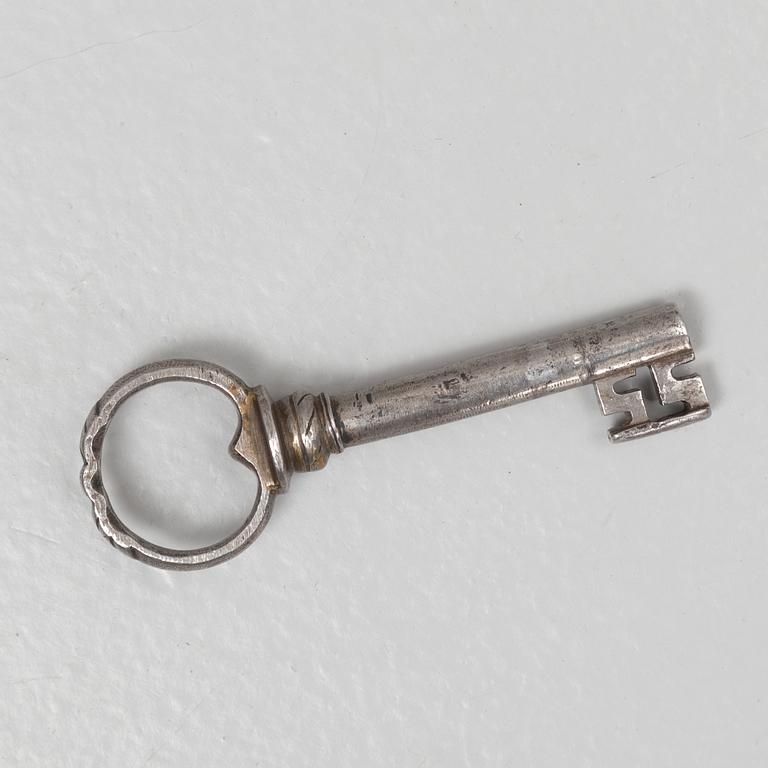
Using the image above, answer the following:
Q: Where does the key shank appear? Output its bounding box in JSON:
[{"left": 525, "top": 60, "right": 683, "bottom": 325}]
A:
[{"left": 273, "top": 304, "right": 709, "bottom": 482}]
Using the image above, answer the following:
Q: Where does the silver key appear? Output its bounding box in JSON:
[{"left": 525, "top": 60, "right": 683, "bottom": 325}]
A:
[{"left": 81, "top": 303, "right": 710, "bottom": 569}]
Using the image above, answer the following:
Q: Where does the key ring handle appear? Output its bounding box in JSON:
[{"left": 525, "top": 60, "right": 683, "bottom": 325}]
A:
[{"left": 80, "top": 360, "right": 275, "bottom": 569}]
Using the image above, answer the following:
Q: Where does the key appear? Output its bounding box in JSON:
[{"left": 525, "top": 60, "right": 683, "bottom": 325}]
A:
[{"left": 81, "top": 303, "right": 710, "bottom": 570}]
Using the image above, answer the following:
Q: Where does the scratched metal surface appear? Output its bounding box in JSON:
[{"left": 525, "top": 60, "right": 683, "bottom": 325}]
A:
[{"left": 1, "top": 2, "right": 767, "bottom": 766}]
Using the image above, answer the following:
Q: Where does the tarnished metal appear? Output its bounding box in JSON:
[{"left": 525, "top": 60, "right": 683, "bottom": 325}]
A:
[
  {"left": 80, "top": 361, "right": 275, "bottom": 569},
  {"left": 81, "top": 303, "right": 710, "bottom": 570}
]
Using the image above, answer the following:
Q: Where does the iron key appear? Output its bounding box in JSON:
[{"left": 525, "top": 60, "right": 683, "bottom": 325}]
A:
[{"left": 81, "top": 303, "right": 710, "bottom": 569}]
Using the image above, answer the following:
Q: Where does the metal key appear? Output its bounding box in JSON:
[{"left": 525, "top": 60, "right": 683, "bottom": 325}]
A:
[{"left": 81, "top": 303, "right": 710, "bottom": 570}]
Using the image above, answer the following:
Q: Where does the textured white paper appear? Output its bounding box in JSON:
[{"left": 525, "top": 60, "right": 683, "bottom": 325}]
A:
[{"left": 1, "top": 3, "right": 767, "bottom": 766}]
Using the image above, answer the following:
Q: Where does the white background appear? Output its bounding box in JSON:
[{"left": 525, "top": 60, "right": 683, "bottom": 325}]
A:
[{"left": 1, "top": 2, "right": 766, "bottom": 766}]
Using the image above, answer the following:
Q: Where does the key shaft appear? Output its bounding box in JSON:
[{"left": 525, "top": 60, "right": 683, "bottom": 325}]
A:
[{"left": 329, "top": 304, "right": 696, "bottom": 447}]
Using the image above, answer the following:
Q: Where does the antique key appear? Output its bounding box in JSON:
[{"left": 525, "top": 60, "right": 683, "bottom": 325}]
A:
[{"left": 81, "top": 303, "right": 710, "bottom": 570}]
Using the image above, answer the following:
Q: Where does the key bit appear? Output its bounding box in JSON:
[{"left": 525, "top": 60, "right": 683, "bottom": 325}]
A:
[
  {"left": 81, "top": 303, "right": 711, "bottom": 570},
  {"left": 595, "top": 353, "right": 709, "bottom": 442}
]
